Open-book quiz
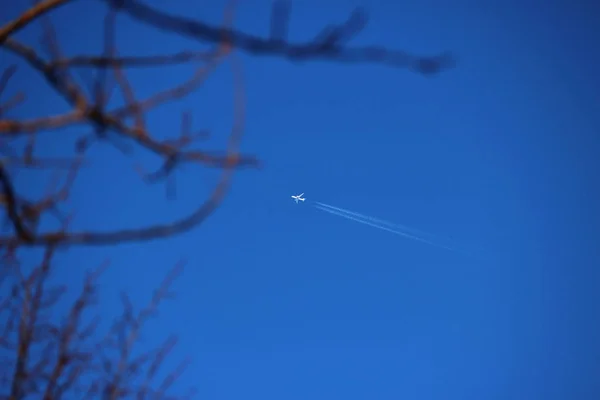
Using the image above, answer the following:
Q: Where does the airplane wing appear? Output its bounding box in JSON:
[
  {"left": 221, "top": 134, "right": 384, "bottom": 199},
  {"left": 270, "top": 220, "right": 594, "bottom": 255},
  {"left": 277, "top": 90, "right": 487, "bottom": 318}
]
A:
[{"left": 299, "top": 193, "right": 304, "bottom": 197}]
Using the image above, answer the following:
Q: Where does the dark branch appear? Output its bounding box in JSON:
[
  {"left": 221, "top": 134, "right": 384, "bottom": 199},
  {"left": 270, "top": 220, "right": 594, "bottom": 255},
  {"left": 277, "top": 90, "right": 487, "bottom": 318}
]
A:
[
  {"left": 106, "top": 0, "right": 454, "bottom": 75},
  {"left": 0, "top": 163, "right": 34, "bottom": 242},
  {"left": 0, "top": 0, "right": 72, "bottom": 45}
]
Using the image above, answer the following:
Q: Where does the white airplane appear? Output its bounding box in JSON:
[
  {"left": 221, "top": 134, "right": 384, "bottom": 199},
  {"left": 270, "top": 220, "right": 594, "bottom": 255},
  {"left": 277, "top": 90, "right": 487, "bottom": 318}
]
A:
[{"left": 291, "top": 193, "right": 306, "bottom": 203}]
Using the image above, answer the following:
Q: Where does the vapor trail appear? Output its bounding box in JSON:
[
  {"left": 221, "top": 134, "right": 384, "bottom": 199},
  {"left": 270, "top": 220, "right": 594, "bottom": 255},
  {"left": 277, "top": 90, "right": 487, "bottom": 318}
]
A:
[
  {"left": 313, "top": 204, "right": 456, "bottom": 252},
  {"left": 314, "top": 201, "right": 439, "bottom": 240}
]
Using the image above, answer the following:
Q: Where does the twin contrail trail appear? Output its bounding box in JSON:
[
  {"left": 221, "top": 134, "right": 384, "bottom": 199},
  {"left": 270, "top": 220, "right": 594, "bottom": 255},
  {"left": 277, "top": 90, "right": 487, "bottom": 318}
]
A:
[
  {"left": 314, "top": 202, "right": 440, "bottom": 241},
  {"left": 313, "top": 201, "right": 457, "bottom": 253}
]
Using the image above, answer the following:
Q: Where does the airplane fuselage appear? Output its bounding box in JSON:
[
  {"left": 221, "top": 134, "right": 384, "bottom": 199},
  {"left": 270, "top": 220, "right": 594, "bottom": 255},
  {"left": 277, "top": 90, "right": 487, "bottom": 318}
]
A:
[{"left": 291, "top": 193, "right": 305, "bottom": 203}]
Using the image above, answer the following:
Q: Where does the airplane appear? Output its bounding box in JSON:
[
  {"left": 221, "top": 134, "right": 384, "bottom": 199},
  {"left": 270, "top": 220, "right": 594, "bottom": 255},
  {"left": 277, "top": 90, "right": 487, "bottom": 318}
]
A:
[{"left": 291, "top": 193, "right": 306, "bottom": 203}]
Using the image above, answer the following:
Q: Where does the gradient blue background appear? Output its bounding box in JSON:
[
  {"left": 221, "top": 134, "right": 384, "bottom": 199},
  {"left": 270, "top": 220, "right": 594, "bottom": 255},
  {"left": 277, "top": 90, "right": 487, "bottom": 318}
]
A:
[{"left": 3, "top": 0, "right": 599, "bottom": 398}]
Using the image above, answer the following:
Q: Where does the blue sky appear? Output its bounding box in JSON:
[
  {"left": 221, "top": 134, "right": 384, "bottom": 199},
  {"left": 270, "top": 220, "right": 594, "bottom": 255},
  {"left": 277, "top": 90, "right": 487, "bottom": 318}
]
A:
[{"left": 3, "top": 0, "right": 600, "bottom": 399}]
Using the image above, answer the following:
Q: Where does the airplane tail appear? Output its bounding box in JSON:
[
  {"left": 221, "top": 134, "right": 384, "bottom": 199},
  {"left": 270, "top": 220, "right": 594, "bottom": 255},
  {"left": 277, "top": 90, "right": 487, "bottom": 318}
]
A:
[{"left": 300, "top": 198, "right": 305, "bottom": 202}]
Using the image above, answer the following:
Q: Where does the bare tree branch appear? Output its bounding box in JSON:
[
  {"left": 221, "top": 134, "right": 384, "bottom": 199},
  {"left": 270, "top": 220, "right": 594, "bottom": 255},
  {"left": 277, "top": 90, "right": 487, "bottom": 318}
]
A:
[
  {"left": 0, "top": 2, "right": 258, "bottom": 249},
  {"left": 0, "top": 0, "right": 73, "bottom": 45},
  {"left": 105, "top": 0, "right": 454, "bottom": 74},
  {"left": 0, "top": 250, "right": 192, "bottom": 399}
]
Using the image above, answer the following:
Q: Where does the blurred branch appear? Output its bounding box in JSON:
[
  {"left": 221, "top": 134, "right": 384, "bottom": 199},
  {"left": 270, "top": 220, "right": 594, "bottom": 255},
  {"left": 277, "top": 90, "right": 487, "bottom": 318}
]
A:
[
  {"left": 0, "top": 163, "right": 34, "bottom": 242},
  {"left": 0, "top": 0, "right": 72, "bottom": 45},
  {"left": 50, "top": 51, "right": 215, "bottom": 69},
  {"left": 0, "top": 1, "right": 255, "bottom": 249},
  {"left": 0, "top": 66, "right": 17, "bottom": 98},
  {"left": 0, "top": 249, "right": 192, "bottom": 399},
  {"left": 0, "top": 52, "right": 246, "bottom": 248},
  {"left": 106, "top": 0, "right": 455, "bottom": 74}
]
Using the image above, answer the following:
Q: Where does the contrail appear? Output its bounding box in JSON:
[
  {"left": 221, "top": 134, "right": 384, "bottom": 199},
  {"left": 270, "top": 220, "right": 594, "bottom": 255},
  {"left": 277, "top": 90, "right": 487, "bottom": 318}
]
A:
[
  {"left": 314, "top": 201, "right": 441, "bottom": 241},
  {"left": 313, "top": 204, "right": 456, "bottom": 252}
]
